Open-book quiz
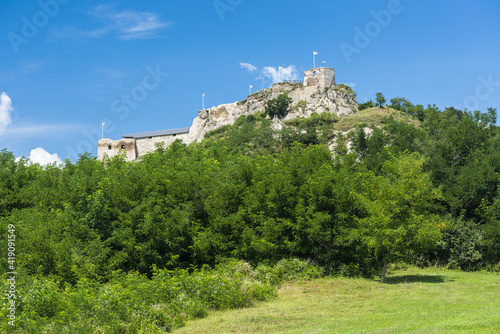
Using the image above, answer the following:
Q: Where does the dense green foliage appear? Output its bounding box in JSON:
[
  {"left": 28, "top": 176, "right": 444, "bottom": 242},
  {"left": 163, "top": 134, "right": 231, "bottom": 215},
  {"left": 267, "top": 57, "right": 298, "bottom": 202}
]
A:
[
  {"left": 265, "top": 93, "right": 292, "bottom": 119},
  {"left": 359, "top": 100, "right": 375, "bottom": 110},
  {"left": 1, "top": 90, "right": 500, "bottom": 332}
]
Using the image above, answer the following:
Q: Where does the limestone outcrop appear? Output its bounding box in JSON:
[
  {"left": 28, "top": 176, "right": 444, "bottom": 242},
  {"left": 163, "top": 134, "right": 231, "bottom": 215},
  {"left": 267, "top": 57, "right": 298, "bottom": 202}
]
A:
[{"left": 187, "top": 72, "right": 358, "bottom": 143}]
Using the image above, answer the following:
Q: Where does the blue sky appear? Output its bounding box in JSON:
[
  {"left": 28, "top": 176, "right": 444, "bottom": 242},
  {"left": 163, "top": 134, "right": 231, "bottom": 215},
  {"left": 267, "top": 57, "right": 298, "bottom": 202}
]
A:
[{"left": 1, "top": 0, "right": 499, "bottom": 163}]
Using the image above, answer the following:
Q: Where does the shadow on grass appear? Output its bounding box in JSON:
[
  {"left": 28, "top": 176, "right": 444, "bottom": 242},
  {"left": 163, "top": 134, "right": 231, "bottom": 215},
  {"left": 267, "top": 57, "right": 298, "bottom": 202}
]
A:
[{"left": 383, "top": 275, "right": 451, "bottom": 284}]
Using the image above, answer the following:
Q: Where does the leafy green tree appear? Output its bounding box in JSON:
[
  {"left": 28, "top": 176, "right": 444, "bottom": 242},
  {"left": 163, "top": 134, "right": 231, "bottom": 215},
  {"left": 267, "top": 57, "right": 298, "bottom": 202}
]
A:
[
  {"left": 422, "top": 107, "right": 498, "bottom": 219},
  {"left": 265, "top": 94, "right": 292, "bottom": 119},
  {"left": 412, "top": 104, "right": 426, "bottom": 121},
  {"left": 350, "top": 127, "right": 391, "bottom": 173},
  {"left": 389, "top": 96, "right": 407, "bottom": 111},
  {"left": 383, "top": 116, "right": 425, "bottom": 155},
  {"left": 389, "top": 96, "right": 415, "bottom": 114},
  {"left": 347, "top": 153, "right": 444, "bottom": 282},
  {"left": 375, "top": 92, "right": 386, "bottom": 107}
]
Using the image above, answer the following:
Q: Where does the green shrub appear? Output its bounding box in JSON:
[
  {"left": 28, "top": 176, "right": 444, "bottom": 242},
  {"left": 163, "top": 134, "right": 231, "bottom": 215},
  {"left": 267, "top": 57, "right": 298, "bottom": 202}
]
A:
[
  {"left": 416, "top": 218, "right": 484, "bottom": 271},
  {"left": 1, "top": 258, "right": 323, "bottom": 333},
  {"left": 17, "top": 276, "right": 63, "bottom": 318},
  {"left": 255, "top": 258, "right": 322, "bottom": 284},
  {"left": 359, "top": 100, "right": 375, "bottom": 110}
]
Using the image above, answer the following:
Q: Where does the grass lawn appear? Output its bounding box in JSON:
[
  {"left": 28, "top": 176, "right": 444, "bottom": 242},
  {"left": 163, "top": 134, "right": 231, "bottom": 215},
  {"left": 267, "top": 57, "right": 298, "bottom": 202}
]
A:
[{"left": 174, "top": 267, "right": 500, "bottom": 334}]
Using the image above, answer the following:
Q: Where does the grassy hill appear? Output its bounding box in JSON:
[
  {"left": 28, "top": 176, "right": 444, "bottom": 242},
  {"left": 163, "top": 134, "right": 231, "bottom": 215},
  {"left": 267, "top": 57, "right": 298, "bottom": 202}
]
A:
[
  {"left": 200, "top": 106, "right": 420, "bottom": 156},
  {"left": 334, "top": 106, "right": 420, "bottom": 132},
  {"left": 175, "top": 267, "right": 500, "bottom": 334}
]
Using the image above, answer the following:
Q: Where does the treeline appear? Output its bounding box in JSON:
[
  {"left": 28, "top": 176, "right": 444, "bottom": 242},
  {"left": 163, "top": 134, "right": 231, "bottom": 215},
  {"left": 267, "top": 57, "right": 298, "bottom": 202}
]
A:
[
  {"left": 1, "top": 94, "right": 500, "bottom": 332},
  {"left": 1, "top": 100, "right": 500, "bottom": 277}
]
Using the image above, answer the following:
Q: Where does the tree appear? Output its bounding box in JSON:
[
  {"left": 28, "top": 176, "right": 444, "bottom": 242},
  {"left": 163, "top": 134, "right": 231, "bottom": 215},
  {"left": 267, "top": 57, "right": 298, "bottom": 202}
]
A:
[
  {"left": 348, "top": 153, "right": 444, "bottom": 283},
  {"left": 375, "top": 93, "right": 386, "bottom": 107},
  {"left": 265, "top": 94, "right": 292, "bottom": 119},
  {"left": 421, "top": 107, "right": 498, "bottom": 220},
  {"left": 389, "top": 96, "right": 413, "bottom": 112}
]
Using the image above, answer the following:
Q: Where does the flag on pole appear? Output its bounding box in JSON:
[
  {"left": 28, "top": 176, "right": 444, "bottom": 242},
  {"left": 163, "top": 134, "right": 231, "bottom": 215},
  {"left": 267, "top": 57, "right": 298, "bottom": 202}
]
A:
[
  {"left": 202, "top": 93, "right": 205, "bottom": 97},
  {"left": 322, "top": 61, "right": 326, "bottom": 66},
  {"left": 279, "top": 66, "right": 283, "bottom": 70},
  {"left": 102, "top": 122, "right": 105, "bottom": 127},
  {"left": 313, "top": 51, "right": 318, "bottom": 68}
]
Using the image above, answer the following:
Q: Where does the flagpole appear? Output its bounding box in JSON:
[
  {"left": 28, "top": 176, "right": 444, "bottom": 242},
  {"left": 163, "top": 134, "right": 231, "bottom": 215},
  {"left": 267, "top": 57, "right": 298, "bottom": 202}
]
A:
[
  {"left": 101, "top": 122, "right": 105, "bottom": 139},
  {"left": 249, "top": 85, "right": 252, "bottom": 95},
  {"left": 313, "top": 52, "right": 316, "bottom": 69},
  {"left": 202, "top": 93, "right": 205, "bottom": 110}
]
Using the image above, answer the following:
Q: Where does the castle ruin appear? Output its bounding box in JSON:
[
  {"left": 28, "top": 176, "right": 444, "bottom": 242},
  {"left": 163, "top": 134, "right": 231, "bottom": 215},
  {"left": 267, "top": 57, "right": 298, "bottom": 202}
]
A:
[{"left": 98, "top": 67, "right": 357, "bottom": 161}]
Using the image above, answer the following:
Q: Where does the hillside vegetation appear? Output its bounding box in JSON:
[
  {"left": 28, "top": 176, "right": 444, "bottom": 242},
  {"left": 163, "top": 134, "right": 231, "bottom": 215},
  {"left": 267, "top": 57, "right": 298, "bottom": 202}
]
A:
[{"left": 1, "top": 93, "right": 500, "bottom": 332}]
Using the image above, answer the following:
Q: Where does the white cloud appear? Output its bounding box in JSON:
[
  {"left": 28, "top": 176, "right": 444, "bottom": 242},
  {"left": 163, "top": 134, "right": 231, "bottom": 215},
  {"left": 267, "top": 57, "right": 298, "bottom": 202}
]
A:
[
  {"left": 4, "top": 123, "right": 84, "bottom": 138},
  {"left": 28, "top": 147, "right": 63, "bottom": 166},
  {"left": 0, "top": 92, "right": 13, "bottom": 135},
  {"left": 261, "top": 66, "right": 299, "bottom": 84},
  {"left": 240, "top": 62, "right": 257, "bottom": 72},
  {"left": 51, "top": 6, "right": 170, "bottom": 41},
  {"left": 92, "top": 6, "right": 170, "bottom": 40}
]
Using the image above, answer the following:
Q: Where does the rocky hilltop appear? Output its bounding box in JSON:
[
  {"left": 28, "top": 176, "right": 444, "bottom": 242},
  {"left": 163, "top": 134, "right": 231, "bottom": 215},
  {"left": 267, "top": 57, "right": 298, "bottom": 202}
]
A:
[
  {"left": 98, "top": 67, "right": 358, "bottom": 161},
  {"left": 187, "top": 81, "right": 357, "bottom": 143}
]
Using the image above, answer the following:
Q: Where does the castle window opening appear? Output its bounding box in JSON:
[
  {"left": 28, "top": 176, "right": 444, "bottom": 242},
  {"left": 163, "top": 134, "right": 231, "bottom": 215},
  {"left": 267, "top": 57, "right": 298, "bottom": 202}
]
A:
[
  {"left": 173, "top": 134, "right": 176, "bottom": 137},
  {"left": 121, "top": 145, "right": 125, "bottom": 149},
  {"left": 108, "top": 145, "right": 111, "bottom": 150},
  {"left": 313, "top": 71, "right": 317, "bottom": 76}
]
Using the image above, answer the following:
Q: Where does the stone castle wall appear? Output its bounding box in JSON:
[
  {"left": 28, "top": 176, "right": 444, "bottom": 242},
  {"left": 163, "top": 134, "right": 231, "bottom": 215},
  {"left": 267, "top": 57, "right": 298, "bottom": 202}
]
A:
[
  {"left": 135, "top": 133, "right": 189, "bottom": 157},
  {"left": 304, "top": 67, "right": 335, "bottom": 88},
  {"left": 98, "top": 138, "right": 136, "bottom": 161}
]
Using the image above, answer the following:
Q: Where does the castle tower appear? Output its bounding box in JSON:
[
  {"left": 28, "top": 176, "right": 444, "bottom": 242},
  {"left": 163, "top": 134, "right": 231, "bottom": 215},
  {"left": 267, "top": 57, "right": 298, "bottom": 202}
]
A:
[{"left": 304, "top": 67, "right": 336, "bottom": 88}]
